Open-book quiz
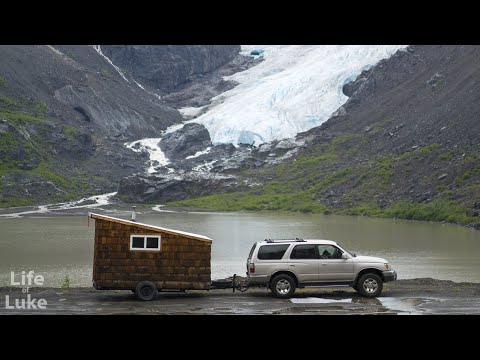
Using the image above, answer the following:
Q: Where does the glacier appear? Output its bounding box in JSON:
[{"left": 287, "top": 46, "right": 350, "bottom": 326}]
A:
[{"left": 182, "top": 45, "right": 408, "bottom": 146}]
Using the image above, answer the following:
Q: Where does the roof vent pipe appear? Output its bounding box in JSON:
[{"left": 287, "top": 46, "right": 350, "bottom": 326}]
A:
[{"left": 131, "top": 206, "right": 136, "bottom": 222}]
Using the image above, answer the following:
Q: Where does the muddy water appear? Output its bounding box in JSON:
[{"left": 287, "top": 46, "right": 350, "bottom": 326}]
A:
[{"left": 0, "top": 211, "right": 479, "bottom": 287}]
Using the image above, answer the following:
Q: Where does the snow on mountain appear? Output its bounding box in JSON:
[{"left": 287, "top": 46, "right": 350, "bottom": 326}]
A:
[{"left": 183, "top": 45, "right": 408, "bottom": 146}]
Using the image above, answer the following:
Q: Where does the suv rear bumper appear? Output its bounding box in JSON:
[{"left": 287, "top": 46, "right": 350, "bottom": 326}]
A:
[
  {"left": 382, "top": 270, "right": 397, "bottom": 282},
  {"left": 247, "top": 274, "right": 270, "bottom": 286}
]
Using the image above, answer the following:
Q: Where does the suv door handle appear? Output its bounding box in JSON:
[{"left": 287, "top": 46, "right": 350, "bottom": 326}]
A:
[
  {"left": 289, "top": 264, "right": 295, "bottom": 266},
  {"left": 321, "top": 263, "right": 327, "bottom": 266}
]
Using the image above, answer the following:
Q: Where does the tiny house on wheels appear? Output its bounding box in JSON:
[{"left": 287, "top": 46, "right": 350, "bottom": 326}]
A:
[{"left": 89, "top": 212, "right": 212, "bottom": 301}]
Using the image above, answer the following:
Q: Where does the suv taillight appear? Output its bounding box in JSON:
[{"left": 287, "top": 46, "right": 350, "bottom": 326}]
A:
[{"left": 249, "top": 263, "right": 255, "bottom": 274}]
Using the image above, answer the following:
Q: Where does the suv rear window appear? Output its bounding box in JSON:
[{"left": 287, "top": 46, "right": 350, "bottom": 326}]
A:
[{"left": 257, "top": 244, "right": 290, "bottom": 260}]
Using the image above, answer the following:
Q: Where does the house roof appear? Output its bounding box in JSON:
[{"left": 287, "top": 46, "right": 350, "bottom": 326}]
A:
[{"left": 89, "top": 213, "right": 212, "bottom": 243}]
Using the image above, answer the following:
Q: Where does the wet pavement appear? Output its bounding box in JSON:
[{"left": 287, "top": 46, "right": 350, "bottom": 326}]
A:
[{"left": 1, "top": 279, "right": 480, "bottom": 315}]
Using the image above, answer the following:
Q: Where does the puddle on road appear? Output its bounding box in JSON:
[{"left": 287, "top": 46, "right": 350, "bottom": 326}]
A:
[
  {"left": 287, "top": 296, "right": 438, "bottom": 314},
  {"left": 290, "top": 298, "right": 352, "bottom": 304},
  {"left": 379, "top": 297, "right": 433, "bottom": 314}
]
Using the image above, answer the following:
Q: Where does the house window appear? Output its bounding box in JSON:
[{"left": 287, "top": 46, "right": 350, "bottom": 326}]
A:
[{"left": 130, "top": 235, "right": 161, "bottom": 251}]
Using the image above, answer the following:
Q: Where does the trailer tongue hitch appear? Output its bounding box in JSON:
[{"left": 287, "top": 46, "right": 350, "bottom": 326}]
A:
[{"left": 210, "top": 274, "right": 249, "bottom": 292}]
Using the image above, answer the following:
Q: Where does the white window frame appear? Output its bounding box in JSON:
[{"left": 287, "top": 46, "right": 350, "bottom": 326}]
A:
[{"left": 129, "top": 234, "right": 161, "bottom": 251}]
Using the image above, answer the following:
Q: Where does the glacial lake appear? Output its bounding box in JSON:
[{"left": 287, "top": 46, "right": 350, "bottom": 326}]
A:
[{"left": 1, "top": 210, "right": 480, "bottom": 287}]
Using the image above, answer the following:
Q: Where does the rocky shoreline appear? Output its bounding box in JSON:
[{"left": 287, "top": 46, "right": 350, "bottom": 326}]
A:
[{"left": 1, "top": 201, "right": 479, "bottom": 232}]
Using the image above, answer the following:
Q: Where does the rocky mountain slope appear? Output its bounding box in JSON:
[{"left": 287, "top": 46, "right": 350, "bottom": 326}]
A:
[
  {"left": 0, "top": 45, "right": 242, "bottom": 207},
  {"left": 101, "top": 45, "right": 258, "bottom": 108},
  {"left": 164, "top": 45, "right": 480, "bottom": 227},
  {"left": 117, "top": 121, "right": 307, "bottom": 203}
]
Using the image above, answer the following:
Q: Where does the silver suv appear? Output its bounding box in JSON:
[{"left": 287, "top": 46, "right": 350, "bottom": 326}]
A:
[{"left": 246, "top": 238, "right": 397, "bottom": 298}]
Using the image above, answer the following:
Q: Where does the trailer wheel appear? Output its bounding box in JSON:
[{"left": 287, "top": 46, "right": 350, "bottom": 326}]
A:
[{"left": 135, "top": 281, "right": 157, "bottom": 301}]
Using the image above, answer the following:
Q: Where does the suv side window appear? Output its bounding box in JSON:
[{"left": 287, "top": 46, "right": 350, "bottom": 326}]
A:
[
  {"left": 317, "top": 245, "right": 343, "bottom": 259},
  {"left": 257, "top": 244, "right": 290, "bottom": 260},
  {"left": 290, "top": 244, "right": 318, "bottom": 259}
]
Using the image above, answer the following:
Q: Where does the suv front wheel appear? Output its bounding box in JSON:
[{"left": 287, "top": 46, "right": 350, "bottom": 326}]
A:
[
  {"left": 270, "top": 274, "right": 296, "bottom": 298},
  {"left": 357, "top": 273, "right": 383, "bottom": 297}
]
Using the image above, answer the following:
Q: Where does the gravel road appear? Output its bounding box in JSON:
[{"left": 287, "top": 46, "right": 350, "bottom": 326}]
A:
[{"left": 1, "top": 278, "right": 480, "bottom": 315}]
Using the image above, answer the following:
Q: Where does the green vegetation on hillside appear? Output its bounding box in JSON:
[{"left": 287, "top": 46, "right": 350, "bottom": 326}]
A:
[
  {"left": 0, "top": 95, "right": 47, "bottom": 122},
  {"left": 170, "top": 194, "right": 474, "bottom": 225},
  {"left": 167, "top": 134, "right": 480, "bottom": 227},
  {"left": 100, "top": 69, "right": 110, "bottom": 78},
  {"left": 0, "top": 95, "right": 101, "bottom": 208},
  {"left": 344, "top": 200, "right": 473, "bottom": 224},
  {"left": 0, "top": 95, "right": 47, "bottom": 171}
]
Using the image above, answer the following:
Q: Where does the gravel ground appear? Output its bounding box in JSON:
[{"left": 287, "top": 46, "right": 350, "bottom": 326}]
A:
[{"left": 1, "top": 278, "right": 480, "bottom": 315}]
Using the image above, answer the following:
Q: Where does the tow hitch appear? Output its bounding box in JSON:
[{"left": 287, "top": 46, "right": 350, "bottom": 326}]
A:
[{"left": 210, "top": 274, "right": 249, "bottom": 292}]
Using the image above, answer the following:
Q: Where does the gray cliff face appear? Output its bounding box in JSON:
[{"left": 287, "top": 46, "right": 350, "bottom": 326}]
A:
[
  {"left": 0, "top": 45, "right": 179, "bottom": 206},
  {"left": 2, "top": 46, "right": 182, "bottom": 140},
  {"left": 0, "top": 45, "right": 245, "bottom": 207},
  {"left": 101, "top": 45, "right": 241, "bottom": 92},
  {"left": 101, "top": 45, "right": 259, "bottom": 108}
]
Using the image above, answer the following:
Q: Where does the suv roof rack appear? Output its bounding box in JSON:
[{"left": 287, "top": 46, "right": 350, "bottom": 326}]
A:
[{"left": 265, "top": 238, "right": 305, "bottom": 243}]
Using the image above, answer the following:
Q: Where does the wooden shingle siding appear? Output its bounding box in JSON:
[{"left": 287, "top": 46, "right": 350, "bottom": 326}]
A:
[{"left": 92, "top": 218, "right": 212, "bottom": 291}]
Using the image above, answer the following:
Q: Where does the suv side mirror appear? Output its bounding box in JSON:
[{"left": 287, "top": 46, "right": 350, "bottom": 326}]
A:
[{"left": 341, "top": 253, "right": 349, "bottom": 259}]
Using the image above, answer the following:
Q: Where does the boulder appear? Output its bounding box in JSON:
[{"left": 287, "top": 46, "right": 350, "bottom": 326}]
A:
[
  {"left": 466, "top": 209, "right": 479, "bottom": 217},
  {"left": 275, "top": 138, "right": 297, "bottom": 150},
  {"left": 159, "top": 123, "right": 212, "bottom": 160}
]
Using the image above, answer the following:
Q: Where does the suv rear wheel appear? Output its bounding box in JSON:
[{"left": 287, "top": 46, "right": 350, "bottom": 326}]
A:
[
  {"left": 357, "top": 273, "right": 383, "bottom": 297},
  {"left": 270, "top": 274, "right": 296, "bottom": 298}
]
